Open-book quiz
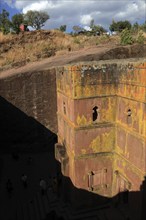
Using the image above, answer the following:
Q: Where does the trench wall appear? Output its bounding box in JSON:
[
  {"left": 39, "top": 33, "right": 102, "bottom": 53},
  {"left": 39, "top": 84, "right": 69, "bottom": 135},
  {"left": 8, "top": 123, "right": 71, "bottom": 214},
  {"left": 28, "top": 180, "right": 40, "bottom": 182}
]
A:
[{"left": 0, "top": 69, "right": 57, "bottom": 134}]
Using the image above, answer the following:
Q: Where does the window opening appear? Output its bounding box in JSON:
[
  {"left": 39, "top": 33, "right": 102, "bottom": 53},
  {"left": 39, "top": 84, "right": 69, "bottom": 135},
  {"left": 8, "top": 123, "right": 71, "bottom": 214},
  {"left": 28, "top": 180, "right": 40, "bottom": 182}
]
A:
[
  {"left": 127, "top": 109, "right": 132, "bottom": 117},
  {"left": 127, "top": 109, "right": 132, "bottom": 124},
  {"left": 63, "top": 102, "right": 66, "bottom": 114},
  {"left": 92, "top": 106, "right": 98, "bottom": 121}
]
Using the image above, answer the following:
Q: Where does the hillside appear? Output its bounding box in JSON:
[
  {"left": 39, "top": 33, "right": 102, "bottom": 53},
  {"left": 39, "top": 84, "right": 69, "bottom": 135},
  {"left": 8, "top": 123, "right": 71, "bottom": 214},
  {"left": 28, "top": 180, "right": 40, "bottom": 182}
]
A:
[
  {"left": 0, "top": 30, "right": 146, "bottom": 73},
  {"left": 0, "top": 30, "right": 118, "bottom": 69}
]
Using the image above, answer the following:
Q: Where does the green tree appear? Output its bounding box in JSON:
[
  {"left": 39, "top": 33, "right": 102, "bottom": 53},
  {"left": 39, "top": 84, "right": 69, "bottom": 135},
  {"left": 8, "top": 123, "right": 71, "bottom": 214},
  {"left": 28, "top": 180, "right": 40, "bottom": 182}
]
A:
[
  {"left": 72, "top": 25, "right": 83, "bottom": 33},
  {"left": 110, "top": 20, "right": 131, "bottom": 32},
  {"left": 24, "top": 10, "right": 49, "bottom": 30},
  {"left": 109, "top": 19, "right": 117, "bottom": 32},
  {"left": 89, "top": 19, "right": 106, "bottom": 35},
  {"left": 92, "top": 25, "right": 106, "bottom": 35},
  {"left": 11, "top": 13, "right": 24, "bottom": 34},
  {"left": 0, "top": 9, "right": 11, "bottom": 34},
  {"left": 119, "top": 20, "right": 131, "bottom": 31},
  {"left": 132, "top": 22, "right": 139, "bottom": 33},
  {"left": 59, "top": 25, "right": 66, "bottom": 32}
]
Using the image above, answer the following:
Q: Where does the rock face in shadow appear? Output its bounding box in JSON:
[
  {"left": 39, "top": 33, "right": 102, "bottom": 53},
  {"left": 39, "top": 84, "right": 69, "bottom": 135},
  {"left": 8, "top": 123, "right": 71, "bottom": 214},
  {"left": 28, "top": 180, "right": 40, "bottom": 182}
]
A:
[
  {"left": 0, "top": 97, "right": 146, "bottom": 220},
  {"left": 0, "top": 68, "right": 57, "bottom": 134},
  {"left": 0, "top": 96, "right": 57, "bottom": 153}
]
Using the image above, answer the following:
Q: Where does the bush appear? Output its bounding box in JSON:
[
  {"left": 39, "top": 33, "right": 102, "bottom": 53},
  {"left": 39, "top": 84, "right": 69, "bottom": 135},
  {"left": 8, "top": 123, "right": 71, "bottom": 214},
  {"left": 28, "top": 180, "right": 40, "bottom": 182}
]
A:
[
  {"left": 120, "top": 28, "right": 134, "bottom": 45},
  {"left": 136, "top": 31, "right": 145, "bottom": 44}
]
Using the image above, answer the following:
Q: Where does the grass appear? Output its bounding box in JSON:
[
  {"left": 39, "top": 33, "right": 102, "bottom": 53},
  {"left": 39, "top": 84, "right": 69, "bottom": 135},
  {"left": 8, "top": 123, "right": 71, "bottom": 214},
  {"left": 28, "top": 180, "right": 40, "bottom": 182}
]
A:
[
  {"left": 0, "top": 29, "right": 145, "bottom": 69},
  {"left": 0, "top": 32, "right": 13, "bottom": 43}
]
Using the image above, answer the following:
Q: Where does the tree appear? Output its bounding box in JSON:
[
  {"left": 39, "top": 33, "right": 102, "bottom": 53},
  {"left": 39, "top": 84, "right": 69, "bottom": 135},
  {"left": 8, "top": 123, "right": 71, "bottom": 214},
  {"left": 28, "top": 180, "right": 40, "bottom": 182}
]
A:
[
  {"left": 92, "top": 25, "right": 106, "bottom": 35},
  {"left": 24, "top": 10, "right": 49, "bottom": 30},
  {"left": 0, "top": 9, "right": 11, "bottom": 34},
  {"left": 109, "top": 19, "right": 117, "bottom": 32},
  {"left": 59, "top": 25, "right": 66, "bottom": 32},
  {"left": 119, "top": 20, "right": 131, "bottom": 31},
  {"left": 89, "top": 19, "right": 106, "bottom": 35},
  {"left": 109, "top": 20, "right": 131, "bottom": 32},
  {"left": 11, "top": 13, "right": 24, "bottom": 34},
  {"left": 72, "top": 25, "right": 83, "bottom": 34},
  {"left": 132, "top": 22, "right": 139, "bottom": 33}
]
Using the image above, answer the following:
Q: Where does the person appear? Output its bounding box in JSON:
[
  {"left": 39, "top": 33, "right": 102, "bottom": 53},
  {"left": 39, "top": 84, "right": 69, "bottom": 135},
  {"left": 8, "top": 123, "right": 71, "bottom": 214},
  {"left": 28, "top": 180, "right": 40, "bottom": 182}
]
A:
[
  {"left": 21, "top": 174, "right": 28, "bottom": 188},
  {"left": 39, "top": 178, "right": 47, "bottom": 195},
  {"left": 6, "top": 179, "right": 13, "bottom": 198}
]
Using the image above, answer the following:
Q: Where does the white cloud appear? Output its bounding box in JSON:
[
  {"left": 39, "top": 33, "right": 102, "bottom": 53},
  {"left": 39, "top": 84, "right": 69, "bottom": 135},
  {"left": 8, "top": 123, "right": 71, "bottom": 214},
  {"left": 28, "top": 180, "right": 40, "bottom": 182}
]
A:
[
  {"left": 80, "top": 14, "right": 92, "bottom": 25},
  {"left": 3, "top": 0, "right": 146, "bottom": 31},
  {"left": 22, "top": 1, "right": 62, "bottom": 14}
]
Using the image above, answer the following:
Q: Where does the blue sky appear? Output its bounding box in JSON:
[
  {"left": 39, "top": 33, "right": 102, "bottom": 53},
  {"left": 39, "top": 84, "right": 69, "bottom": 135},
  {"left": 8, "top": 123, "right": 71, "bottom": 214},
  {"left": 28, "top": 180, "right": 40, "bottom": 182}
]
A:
[
  {"left": 0, "top": 1, "right": 21, "bottom": 18},
  {"left": 0, "top": 0, "right": 146, "bottom": 31}
]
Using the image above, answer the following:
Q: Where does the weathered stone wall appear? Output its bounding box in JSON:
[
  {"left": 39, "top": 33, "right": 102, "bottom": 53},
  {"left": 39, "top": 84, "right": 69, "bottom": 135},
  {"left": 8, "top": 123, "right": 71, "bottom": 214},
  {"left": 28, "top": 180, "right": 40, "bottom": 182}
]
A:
[
  {"left": 56, "top": 59, "right": 146, "bottom": 205},
  {"left": 74, "top": 154, "right": 113, "bottom": 194},
  {"left": 57, "top": 62, "right": 116, "bottom": 197},
  {"left": 113, "top": 62, "right": 146, "bottom": 198},
  {"left": 0, "top": 68, "right": 57, "bottom": 134}
]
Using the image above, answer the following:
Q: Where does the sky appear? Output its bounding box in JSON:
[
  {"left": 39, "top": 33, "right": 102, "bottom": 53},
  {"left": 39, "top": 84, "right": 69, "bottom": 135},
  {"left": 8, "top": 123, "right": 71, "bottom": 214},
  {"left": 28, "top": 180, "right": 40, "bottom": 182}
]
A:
[{"left": 0, "top": 0, "right": 146, "bottom": 32}]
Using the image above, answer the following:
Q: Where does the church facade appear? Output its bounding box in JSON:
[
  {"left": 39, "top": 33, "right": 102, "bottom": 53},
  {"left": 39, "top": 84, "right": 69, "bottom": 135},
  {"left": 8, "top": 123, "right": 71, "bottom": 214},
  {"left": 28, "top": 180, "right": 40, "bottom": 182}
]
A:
[{"left": 55, "top": 59, "right": 146, "bottom": 219}]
